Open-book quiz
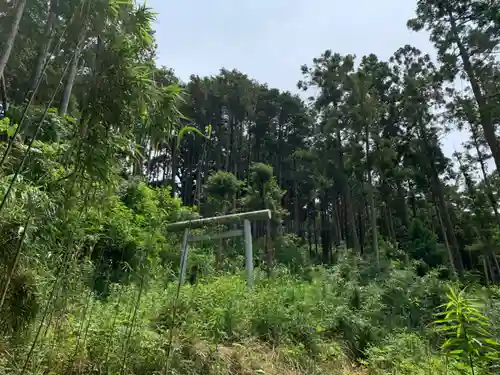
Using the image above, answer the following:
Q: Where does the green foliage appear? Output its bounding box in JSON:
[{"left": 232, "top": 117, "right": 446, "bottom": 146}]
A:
[
  {"left": 87, "top": 180, "right": 193, "bottom": 296},
  {"left": 249, "top": 163, "right": 273, "bottom": 187},
  {"left": 272, "top": 234, "right": 311, "bottom": 276},
  {"left": 205, "top": 171, "right": 243, "bottom": 214},
  {"left": 7, "top": 106, "right": 75, "bottom": 142},
  {"left": 4, "top": 249, "right": 496, "bottom": 375},
  {"left": 206, "top": 171, "right": 242, "bottom": 200},
  {"left": 433, "top": 285, "right": 500, "bottom": 372},
  {"left": 2, "top": 0, "right": 500, "bottom": 374},
  {"left": 404, "top": 219, "right": 445, "bottom": 269},
  {"left": 365, "top": 331, "right": 469, "bottom": 375},
  {"left": 244, "top": 163, "right": 286, "bottom": 221},
  {"left": 0, "top": 271, "right": 39, "bottom": 337},
  {"left": 0, "top": 117, "right": 17, "bottom": 138}
]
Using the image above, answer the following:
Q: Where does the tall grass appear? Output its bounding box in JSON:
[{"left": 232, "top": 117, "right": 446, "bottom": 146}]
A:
[{"left": 1, "top": 248, "right": 498, "bottom": 374}]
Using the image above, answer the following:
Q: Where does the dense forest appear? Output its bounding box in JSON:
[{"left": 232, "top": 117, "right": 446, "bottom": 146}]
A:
[{"left": 0, "top": 0, "right": 500, "bottom": 374}]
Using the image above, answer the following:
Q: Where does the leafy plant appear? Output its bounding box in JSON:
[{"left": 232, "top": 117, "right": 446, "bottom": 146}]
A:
[{"left": 433, "top": 285, "right": 500, "bottom": 374}]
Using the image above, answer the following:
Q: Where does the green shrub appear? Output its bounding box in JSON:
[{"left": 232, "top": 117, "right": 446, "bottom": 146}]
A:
[
  {"left": 0, "top": 271, "right": 39, "bottom": 337},
  {"left": 365, "top": 331, "right": 469, "bottom": 375}
]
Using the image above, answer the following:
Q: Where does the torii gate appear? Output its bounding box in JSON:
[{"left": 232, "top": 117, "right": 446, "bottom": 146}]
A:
[{"left": 165, "top": 209, "right": 272, "bottom": 289}]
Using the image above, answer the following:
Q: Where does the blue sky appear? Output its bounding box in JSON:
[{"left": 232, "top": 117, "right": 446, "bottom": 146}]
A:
[{"left": 148, "top": 0, "right": 469, "bottom": 158}]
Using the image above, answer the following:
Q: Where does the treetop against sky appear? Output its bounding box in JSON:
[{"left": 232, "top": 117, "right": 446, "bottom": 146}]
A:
[{"left": 149, "top": 0, "right": 474, "bottom": 158}]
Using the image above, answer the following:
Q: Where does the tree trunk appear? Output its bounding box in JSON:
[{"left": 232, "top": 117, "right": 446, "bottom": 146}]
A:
[
  {"left": 195, "top": 136, "right": 208, "bottom": 207},
  {"left": 332, "top": 194, "right": 341, "bottom": 247},
  {"left": 490, "top": 252, "right": 500, "bottom": 282},
  {"left": 293, "top": 177, "right": 301, "bottom": 236},
  {"left": 233, "top": 120, "right": 239, "bottom": 177},
  {"left": 307, "top": 218, "right": 313, "bottom": 259},
  {"left": 449, "top": 11, "right": 500, "bottom": 176},
  {"left": 486, "top": 256, "right": 496, "bottom": 284},
  {"left": 313, "top": 211, "right": 319, "bottom": 258},
  {"left": 409, "top": 190, "right": 417, "bottom": 218},
  {"left": 357, "top": 208, "right": 364, "bottom": 254},
  {"left": 133, "top": 136, "right": 145, "bottom": 176},
  {"left": 225, "top": 113, "right": 232, "bottom": 171},
  {"left": 27, "top": 0, "right": 58, "bottom": 98},
  {"left": 418, "top": 119, "right": 463, "bottom": 274},
  {"left": 469, "top": 122, "right": 499, "bottom": 222},
  {"left": 336, "top": 128, "right": 360, "bottom": 253},
  {"left": 482, "top": 257, "right": 490, "bottom": 286},
  {"left": 0, "top": 0, "right": 27, "bottom": 78},
  {"left": 366, "top": 124, "right": 379, "bottom": 269},
  {"left": 434, "top": 203, "right": 458, "bottom": 279},
  {"left": 59, "top": 38, "right": 84, "bottom": 116},
  {"left": 162, "top": 148, "right": 169, "bottom": 186},
  {"left": 0, "top": 75, "right": 7, "bottom": 114},
  {"left": 396, "top": 182, "right": 410, "bottom": 229},
  {"left": 146, "top": 139, "right": 154, "bottom": 180},
  {"left": 381, "top": 203, "right": 391, "bottom": 240},
  {"left": 432, "top": 171, "right": 464, "bottom": 274},
  {"left": 246, "top": 127, "right": 253, "bottom": 180},
  {"left": 170, "top": 138, "right": 177, "bottom": 197},
  {"left": 388, "top": 208, "right": 397, "bottom": 243},
  {"left": 345, "top": 186, "right": 361, "bottom": 253},
  {"left": 183, "top": 148, "right": 194, "bottom": 205},
  {"left": 320, "top": 194, "right": 331, "bottom": 264},
  {"left": 338, "top": 197, "right": 346, "bottom": 243},
  {"left": 277, "top": 118, "right": 283, "bottom": 185}
]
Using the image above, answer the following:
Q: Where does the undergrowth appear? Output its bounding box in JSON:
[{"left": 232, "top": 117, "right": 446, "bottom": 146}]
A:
[
  {"left": 0, "top": 156, "right": 498, "bottom": 374},
  {"left": 1, "top": 250, "right": 499, "bottom": 375}
]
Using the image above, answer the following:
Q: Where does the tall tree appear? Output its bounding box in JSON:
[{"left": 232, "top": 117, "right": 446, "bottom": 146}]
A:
[
  {"left": 0, "top": 0, "right": 27, "bottom": 78},
  {"left": 408, "top": 0, "right": 500, "bottom": 175}
]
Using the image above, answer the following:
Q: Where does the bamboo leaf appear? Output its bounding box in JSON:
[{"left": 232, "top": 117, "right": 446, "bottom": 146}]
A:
[{"left": 176, "top": 125, "right": 207, "bottom": 148}]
